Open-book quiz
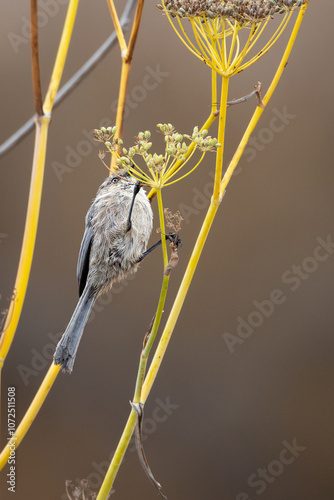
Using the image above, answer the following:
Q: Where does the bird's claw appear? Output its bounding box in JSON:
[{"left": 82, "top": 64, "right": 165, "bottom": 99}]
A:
[{"left": 166, "top": 232, "right": 182, "bottom": 248}]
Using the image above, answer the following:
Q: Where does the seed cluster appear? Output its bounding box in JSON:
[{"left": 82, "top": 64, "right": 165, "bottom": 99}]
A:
[
  {"left": 119, "top": 124, "right": 220, "bottom": 171},
  {"left": 160, "top": 0, "right": 306, "bottom": 22}
]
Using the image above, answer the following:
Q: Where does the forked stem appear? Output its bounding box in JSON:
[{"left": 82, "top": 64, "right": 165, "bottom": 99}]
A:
[{"left": 108, "top": 0, "right": 144, "bottom": 170}]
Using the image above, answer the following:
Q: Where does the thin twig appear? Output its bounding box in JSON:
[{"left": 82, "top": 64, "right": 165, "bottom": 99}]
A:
[
  {"left": 30, "top": 0, "right": 43, "bottom": 117},
  {"left": 126, "top": 0, "right": 144, "bottom": 63},
  {"left": 226, "top": 81, "right": 264, "bottom": 108},
  {"left": 0, "top": 0, "right": 137, "bottom": 158}
]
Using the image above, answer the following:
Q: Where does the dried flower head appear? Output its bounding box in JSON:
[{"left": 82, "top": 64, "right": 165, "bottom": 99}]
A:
[
  {"left": 158, "top": 0, "right": 307, "bottom": 76},
  {"left": 164, "top": 208, "right": 184, "bottom": 233},
  {"left": 65, "top": 479, "right": 101, "bottom": 500},
  {"left": 160, "top": 0, "right": 306, "bottom": 23}
]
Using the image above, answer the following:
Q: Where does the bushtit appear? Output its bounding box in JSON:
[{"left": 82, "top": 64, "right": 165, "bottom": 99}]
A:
[{"left": 54, "top": 170, "right": 153, "bottom": 373}]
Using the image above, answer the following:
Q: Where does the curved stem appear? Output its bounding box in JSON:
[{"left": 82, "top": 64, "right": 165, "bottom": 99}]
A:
[
  {"left": 0, "top": 116, "right": 48, "bottom": 368},
  {"left": 239, "top": 13, "right": 291, "bottom": 72},
  {"left": 0, "top": 364, "right": 60, "bottom": 469},
  {"left": 227, "top": 22, "right": 239, "bottom": 68},
  {"left": 163, "top": 151, "right": 205, "bottom": 186}
]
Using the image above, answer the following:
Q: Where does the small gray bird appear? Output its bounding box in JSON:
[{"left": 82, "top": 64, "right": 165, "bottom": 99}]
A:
[{"left": 54, "top": 170, "right": 153, "bottom": 373}]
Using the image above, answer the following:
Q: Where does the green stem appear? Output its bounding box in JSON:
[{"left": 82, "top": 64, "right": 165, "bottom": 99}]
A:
[
  {"left": 157, "top": 188, "right": 168, "bottom": 268},
  {"left": 133, "top": 186, "right": 170, "bottom": 403},
  {"left": 133, "top": 274, "right": 170, "bottom": 403}
]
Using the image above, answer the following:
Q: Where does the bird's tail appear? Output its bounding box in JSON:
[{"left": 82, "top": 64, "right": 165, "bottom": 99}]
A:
[{"left": 54, "top": 286, "right": 96, "bottom": 373}]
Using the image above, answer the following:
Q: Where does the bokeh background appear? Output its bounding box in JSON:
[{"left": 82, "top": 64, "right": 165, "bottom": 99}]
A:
[{"left": 1, "top": 1, "right": 334, "bottom": 499}]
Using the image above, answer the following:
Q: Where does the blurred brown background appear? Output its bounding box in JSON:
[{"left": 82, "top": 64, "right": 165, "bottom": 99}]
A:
[{"left": 1, "top": 1, "right": 333, "bottom": 499}]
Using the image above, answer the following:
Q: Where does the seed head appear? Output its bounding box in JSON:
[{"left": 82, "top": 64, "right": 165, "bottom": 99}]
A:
[
  {"left": 160, "top": 0, "right": 306, "bottom": 23},
  {"left": 158, "top": 0, "right": 307, "bottom": 77}
]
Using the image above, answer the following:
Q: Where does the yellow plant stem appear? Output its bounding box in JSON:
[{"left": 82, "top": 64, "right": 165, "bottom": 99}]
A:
[
  {"left": 96, "top": 409, "right": 138, "bottom": 499},
  {"left": 0, "top": 117, "right": 48, "bottom": 368},
  {"left": 109, "top": 0, "right": 144, "bottom": 171},
  {"left": 213, "top": 76, "right": 229, "bottom": 202},
  {"left": 0, "top": 364, "right": 60, "bottom": 469},
  {"left": 0, "top": 0, "right": 79, "bottom": 465},
  {"left": 107, "top": 0, "right": 128, "bottom": 171},
  {"left": 44, "top": 0, "right": 80, "bottom": 114},
  {"left": 112, "top": 59, "right": 131, "bottom": 166},
  {"left": 211, "top": 66, "right": 217, "bottom": 113},
  {"left": 0, "top": 0, "right": 80, "bottom": 370},
  {"left": 106, "top": 0, "right": 127, "bottom": 53},
  {"left": 96, "top": 6, "right": 309, "bottom": 498}
]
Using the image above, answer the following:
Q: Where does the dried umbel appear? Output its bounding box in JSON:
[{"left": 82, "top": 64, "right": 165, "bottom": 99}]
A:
[
  {"left": 161, "top": 0, "right": 307, "bottom": 23},
  {"left": 158, "top": 0, "right": 308, "bottom": 76}
]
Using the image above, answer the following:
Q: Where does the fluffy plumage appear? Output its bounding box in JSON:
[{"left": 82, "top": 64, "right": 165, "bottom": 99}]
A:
[{"left": 54, "top": 171, "right": 153, "bottom": 373}]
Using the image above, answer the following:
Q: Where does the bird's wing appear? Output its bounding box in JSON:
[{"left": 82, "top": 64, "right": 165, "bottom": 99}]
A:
[{"left": 77, "top": 225, "right": 93, "bottom": 297}]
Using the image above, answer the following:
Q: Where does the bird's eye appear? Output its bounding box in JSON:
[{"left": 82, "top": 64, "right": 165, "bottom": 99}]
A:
[{"left": 111, "top": 177, "right": 119, "bottom": 183}]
